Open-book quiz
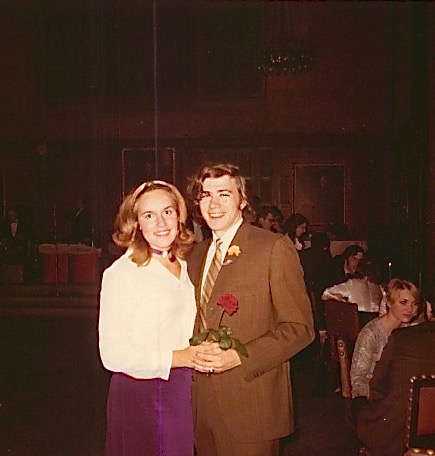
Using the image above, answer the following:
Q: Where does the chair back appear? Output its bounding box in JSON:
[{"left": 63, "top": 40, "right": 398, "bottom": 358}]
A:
[
  {"left": 336, "top": 337, "right": 352, "bottom": 398},
  {"left": 404, "top": 374, "right": 435, "bottom": 455},
  {"left": 324, "top": 299, "right": 359, "bottom": 361}
]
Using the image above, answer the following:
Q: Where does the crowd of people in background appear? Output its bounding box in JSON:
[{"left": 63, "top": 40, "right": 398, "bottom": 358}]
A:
[{"left": 250, "top": 196, "right": 434, "bottom": 456}]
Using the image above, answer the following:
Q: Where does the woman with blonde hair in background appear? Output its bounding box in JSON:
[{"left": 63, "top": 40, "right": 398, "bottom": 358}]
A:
[{"left": 350, "top": 278, "right": 420, "bottom": 400}]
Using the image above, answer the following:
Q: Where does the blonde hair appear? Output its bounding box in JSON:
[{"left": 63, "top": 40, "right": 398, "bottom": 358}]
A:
[
  {"left": 386, "top": 278, "right": 421, "bottom": 306},
  {"left": 112, "top": 180, "right": 194, "bottom": 265}
]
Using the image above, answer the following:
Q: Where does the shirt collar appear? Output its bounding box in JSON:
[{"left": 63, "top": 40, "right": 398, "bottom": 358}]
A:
[{"left": 212, "top": 217, "right": 243, "bottom": 255}]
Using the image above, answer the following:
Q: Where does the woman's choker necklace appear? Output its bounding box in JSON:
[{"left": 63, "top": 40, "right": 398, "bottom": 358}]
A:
[{"left": 150, "top": 247, "right": 176, "bottom": 262}]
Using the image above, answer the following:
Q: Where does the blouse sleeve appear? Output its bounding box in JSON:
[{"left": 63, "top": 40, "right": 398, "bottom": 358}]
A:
[
  {"left": 350, "top": 324, "right": 379, "bottom": 398},
  {"left": 98, "top": 265, "right": 173, "bottom": 380}
]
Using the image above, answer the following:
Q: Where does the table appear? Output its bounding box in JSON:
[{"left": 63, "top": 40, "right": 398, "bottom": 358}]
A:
[{"left": 38, "top": 244, "right": 102, "bottom": 284}]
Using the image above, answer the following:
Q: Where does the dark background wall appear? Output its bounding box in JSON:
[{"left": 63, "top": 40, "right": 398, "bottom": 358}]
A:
[{"left": 0, "top": 1, "right": 432, "bottom": 291}]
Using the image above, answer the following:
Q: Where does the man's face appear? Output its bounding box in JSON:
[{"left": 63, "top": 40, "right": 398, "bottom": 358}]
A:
[
  {"left": 259, "top": 213, "right": 275, "bottom": 231},
  {"left": 345, "top": 252, "right": 363, "bottom": 274},
  {"left": 199, "top": 175, "right": 246, "bottom": 237}
]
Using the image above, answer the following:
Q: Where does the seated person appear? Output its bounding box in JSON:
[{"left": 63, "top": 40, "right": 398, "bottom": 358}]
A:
[
  {"left": 355, "top": 311, "right": 434, "bottom": 456},
  {"left": 321, "top": 257, "right": 387, "bottom": 327},
  {"left": 350, "top": 278, "right": 420, "bottom": 399},
  {"left": 330, "top": 244, "right": 365, "bottom": 284}
]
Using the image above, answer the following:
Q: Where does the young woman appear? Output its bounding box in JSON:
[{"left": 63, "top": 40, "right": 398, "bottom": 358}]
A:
[
  {"left": 283, "top": 213, "right": 309, "bottom": 251},
  {"left": 99, "top": 180, "right": 203, "bottom": 456},
  {"left": 350, "top": 278, "right": 420, "bottom": 399}
]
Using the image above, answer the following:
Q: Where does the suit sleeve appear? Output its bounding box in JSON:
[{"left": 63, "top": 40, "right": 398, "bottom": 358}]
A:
[{"left": 241, "top": 235, "right": 315, "bottom": 381}]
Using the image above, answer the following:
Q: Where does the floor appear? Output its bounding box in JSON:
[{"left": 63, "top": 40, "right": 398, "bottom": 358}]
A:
[{"left": 0, "top": 312, "right": 361, "bottom": 456}]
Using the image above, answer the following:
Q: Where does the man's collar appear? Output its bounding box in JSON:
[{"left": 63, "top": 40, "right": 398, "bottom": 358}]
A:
[{"left": 212, "top": 217, "right": 243, "bottom": 244}]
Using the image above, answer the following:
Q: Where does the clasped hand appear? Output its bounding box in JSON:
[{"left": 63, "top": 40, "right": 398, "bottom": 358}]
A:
[{"left": 191, "top": 341, "right": 241, "bottom": 374}]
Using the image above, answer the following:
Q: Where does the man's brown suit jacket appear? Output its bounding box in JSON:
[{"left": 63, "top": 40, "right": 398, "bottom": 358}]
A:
[{"left": 187, "top": 222, "right": 315, "bottom": 442}]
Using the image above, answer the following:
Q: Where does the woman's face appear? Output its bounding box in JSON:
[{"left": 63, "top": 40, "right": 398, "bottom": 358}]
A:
[
  {"left": 136, "top": 189, "right": 178, "bottom": 251},
  {"left": 387, "top": 288, "right": 419, "bottom": 325},
  {"left": 295, "top": 223, "right": 307, "bottom": 238}
]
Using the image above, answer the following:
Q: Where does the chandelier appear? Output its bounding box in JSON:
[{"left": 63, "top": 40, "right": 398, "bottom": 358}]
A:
[{"left": 257, "top": 3, "right": 315, "bottom": 76}]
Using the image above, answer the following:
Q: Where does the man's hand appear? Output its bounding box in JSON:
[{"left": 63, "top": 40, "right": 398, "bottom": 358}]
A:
[{"left": 192, "top": 342, "right": 241, "bottom": 374}]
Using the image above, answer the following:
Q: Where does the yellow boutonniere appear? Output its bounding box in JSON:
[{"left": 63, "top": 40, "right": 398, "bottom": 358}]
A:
[{"left": 227, "top": 245, "right": 241, "bottom": 257}]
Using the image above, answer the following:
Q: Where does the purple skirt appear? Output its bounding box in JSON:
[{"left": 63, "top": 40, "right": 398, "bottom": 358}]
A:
[{"left": 105, "top": 368, "right": 193, "bottom": 456}]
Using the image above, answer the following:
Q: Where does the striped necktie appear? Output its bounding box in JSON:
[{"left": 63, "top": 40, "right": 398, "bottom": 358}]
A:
[{"left": 199, "top": 238, "right": 223, "bottom": 331}]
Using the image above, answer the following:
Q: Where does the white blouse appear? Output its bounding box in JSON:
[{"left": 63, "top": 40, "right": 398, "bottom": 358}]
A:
[
  {"left": 321, "top": 278, "right": 387, "bottom": 315},
  {"left": 98, "top": 253, "right": 196, "bottom": 380},
  {"left": 350, "top": 318, "right": 388, "bottom": 398}
]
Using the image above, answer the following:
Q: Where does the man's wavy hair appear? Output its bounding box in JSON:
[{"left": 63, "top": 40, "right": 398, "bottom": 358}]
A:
[
  {"left": 187, "top": 162, "right": 255, "bottom": 223},
  {"left": 112, "top": 180, "right": 194, "bottom": 266}
]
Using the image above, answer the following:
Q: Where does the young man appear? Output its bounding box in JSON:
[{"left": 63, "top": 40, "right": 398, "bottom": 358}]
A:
[
  {"left": 254, "top": 205, "right": 276, "bottom": 232},
  {"left": 187, "top": 163, "right": 314, "bottom": 456},
  {"left": 330, "top": 244, "right": 365, "bottom": 284}
]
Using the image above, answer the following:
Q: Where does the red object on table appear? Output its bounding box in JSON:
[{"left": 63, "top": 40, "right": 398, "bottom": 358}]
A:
[
  {"left": 70, "top": 251, "right": 99, "bottom": 284},
  {"left": 42, "top": 253, "right": 69, "bottom": 284}
]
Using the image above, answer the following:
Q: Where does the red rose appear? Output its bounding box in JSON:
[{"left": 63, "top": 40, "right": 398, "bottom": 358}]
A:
[{"left": 217, "top": 293, "right": 238, "bottom": 316}]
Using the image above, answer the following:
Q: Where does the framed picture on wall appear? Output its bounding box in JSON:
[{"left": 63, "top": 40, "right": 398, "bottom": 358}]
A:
[
  {"left": 293, "top": 164, "right": 345, "bottom": 226},
  {"left": 121, "top": 148, "right": 176, "bottom": 196}
]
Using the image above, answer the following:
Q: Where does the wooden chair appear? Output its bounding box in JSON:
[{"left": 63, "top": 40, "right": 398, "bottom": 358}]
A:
[
  {"left": 404, "top": 374, "right": 435, "bottom": 455},
  {"left": 324, "top": 299, "right": 360, "bottom": 396},
  {"left": 336, "top": 336, "right": 352, "bottom": 398}
]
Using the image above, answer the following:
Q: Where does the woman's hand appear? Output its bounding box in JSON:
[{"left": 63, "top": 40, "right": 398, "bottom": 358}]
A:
[
  {"left": 172, "top": 342, "right": 219, "bottom": 369},
  {"left": 191, "top": 344, "right": 241, "bottom": 374}
]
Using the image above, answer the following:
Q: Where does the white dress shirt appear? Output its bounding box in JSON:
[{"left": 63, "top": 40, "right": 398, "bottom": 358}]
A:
[
  {"left": 321, "top": 277, "right": 387, "bottom": 315},
  {"left": 99, "top": 252, "right": 196, "bottom": 380}
]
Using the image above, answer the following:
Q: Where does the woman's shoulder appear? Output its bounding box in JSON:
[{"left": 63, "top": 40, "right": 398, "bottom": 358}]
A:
[
  {"left": 358, "top": 317, "right": 382, "bottom": 338},
  {"left": 103, "top": 252, "right": 145, "bottom": 277},
  {"left": 366, "top": 317, "right": 382, "bottom": 329}
]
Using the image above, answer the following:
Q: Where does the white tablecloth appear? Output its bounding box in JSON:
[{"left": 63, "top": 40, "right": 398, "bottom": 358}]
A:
[{"left": 38, "top": 244, "right": 102, "bottom": 256}]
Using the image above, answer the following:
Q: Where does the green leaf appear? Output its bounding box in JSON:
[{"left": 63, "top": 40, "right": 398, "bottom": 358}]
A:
[
  {"left": 219, "top": 337, "right": 232, "bottom": 350},
  {"left": 209, "top": 329, "right": 221, "bottom": 342},
  {"left": 189, "top": 331, "right": 208, "bottom": 346},
  {"left": 234, "top": 338, "right": 249, "bottom": 358}
]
